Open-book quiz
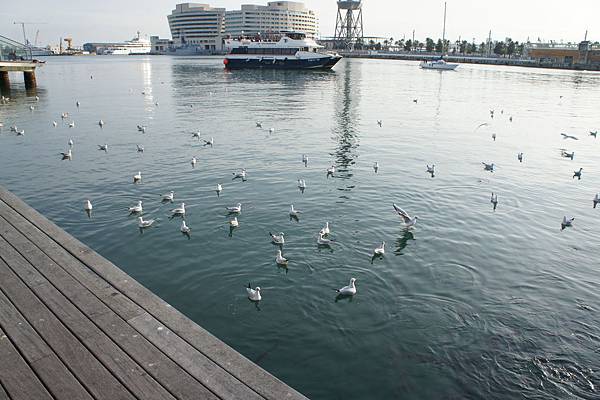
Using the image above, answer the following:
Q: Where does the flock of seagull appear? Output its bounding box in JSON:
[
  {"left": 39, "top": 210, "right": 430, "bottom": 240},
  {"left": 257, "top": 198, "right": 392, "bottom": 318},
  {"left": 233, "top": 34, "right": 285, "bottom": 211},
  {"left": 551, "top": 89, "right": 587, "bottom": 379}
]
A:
[{"left": 2, "top": 93, "right": 599, "bottom": 304}]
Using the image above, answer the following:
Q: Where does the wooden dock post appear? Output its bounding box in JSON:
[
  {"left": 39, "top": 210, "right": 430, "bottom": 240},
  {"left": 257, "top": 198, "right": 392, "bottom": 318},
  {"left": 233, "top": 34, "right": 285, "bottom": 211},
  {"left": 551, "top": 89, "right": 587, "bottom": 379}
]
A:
[{"left": 23, "top": 71, "right": 36, "bottom": 89}]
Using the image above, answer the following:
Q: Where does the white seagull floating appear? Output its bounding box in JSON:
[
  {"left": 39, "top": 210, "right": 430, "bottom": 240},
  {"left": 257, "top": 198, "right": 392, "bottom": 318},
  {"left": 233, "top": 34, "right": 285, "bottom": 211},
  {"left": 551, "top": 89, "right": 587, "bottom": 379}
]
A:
[
  {"left": 192, "top": 132, "right": 200, "bottom": 140},
  {"left": 246, "top": 284, "right": 261, "bottom": 301},
  {"left": 373, "top": 241, "right": 385, "bottom": 256},
  {"left": 191, "top": 157, "right": 197, "bottom": 168},
  {"left": 69, "top": 121, "right": 75, "bottom": 128},
  {"left": 138, "top": 216, "right": 155, "bottom": 228},
  {"left": 275, "top": 249, "right": 288, "bottom": 266},
  {"left": 482, "top": 162, "right": 495, "bottom": 172},
  {"left": 162, "top": 191, "right": 174, "bottom": 203},
  {"left": 256, "top": 121, "right": 262, "bottom": 128},
  {"left": 491, "top": 193, "right": 498, "bottom": 210},
  {"left": 97, "top": 144, "right": 108, "bottom": 152},
  {"left": 393, "top": 204, "right": 418, "bottom": 227},
  {"left": 289, "top": 204, "right": 301, "bottom": 218},
  {"left": 518, "top": 153, "right": 523, "bottom": 162},
  {"left": 561, "top": 216, "right": 574, "bottom": 231},
  {"left": 573, "top": 168, "right": 583, "bottom": 180},
  {"left": 98, "top": 119, "right": 105, "bottom": 128},
  {"left": 84, "top": 200, "right": 93, "bottom": 213},
  {"left": 133, "top": 171, "right": 142, "bottom": 184},
  {"left": 68, "top": 139, "right": 74, "bottom": 147},
  {"left": 180, "top": 220, "right": 191, "bottom": 235},
  {"left": 297, "top": 179, "right": 306, "bottom": 190},
  {"left": 52, "top": 121, "right": 58, "bottom": 127},
  {"left": 269, "top": 128, "right": 275, "bottom": 134},
  {"left": 233, "top": 168, "right": 247, "bottom": 180},
  {"left": 128, "top": 200, "right": 143, "bottom": 214},
  {"left": 561, "top": 150, "right": 574, "bottom": 160},
  {"left": 319, "top": 222, "right": 330, "bottom": 236},
  {"left": 336, "top": 278, "right": 357, "bottom": 296},
  {"left": 373, "top": 162, "right": 379, "bottom": 173},
  {"left": 269, "top": 232, "right": 285, "bottom": 245},
  {"left": 594, "top": 193, "right": 600, "bottom": 209},
  {"left": 61, "top": 149, "right": 72, "bottom": 160},
  {"left": 216, "top": 183, "right": 223, "bottom": 195},
  {"left": 327, "top": 165, "right": 336, "bottom": 177},
  {"left": 171, "top": 203, "right": 186, "bottom": 217},
  {"left": 317, "top": 232, "right": 334, "bottom": 246},
  {"left": 226, "top": 203, "right": 242, "bottom": 213},
  {"left": 229, "top": 217, "right": 239, "bottom": 228},
  {"left": 427, "top": 164, "right": 435, "bottom": 175},
  {"left": 377, "top": 120, "right": 382, "bottom": 127},
  {"left": 204, "top": 137, "right": 214, "bottom": 146},
  {"left": 137, "top": 144, "right": 144, "bottom": 153},
  {"left": 302, "top": 154, "right": 308, "bottom": 165}
]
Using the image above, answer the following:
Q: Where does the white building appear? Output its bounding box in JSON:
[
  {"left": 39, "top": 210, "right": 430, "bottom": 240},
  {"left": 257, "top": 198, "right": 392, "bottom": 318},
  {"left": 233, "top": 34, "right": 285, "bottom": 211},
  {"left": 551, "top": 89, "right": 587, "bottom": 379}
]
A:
[
  {"left": 225, "top": 2, "right": 318, "bottom": 38},
  {"left": 167, "top": 3, "right": 226, "bottom": 51}
]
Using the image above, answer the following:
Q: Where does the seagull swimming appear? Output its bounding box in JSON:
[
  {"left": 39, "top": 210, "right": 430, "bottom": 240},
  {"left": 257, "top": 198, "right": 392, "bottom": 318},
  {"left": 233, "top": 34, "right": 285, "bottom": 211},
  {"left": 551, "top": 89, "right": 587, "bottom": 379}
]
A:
[
  {"left": 180, "top": 220, "right": 191, "bottom": 235},
  {"left": 204, "top": 137, "right": 214, "bottom": 146},
  {"left": 216, "top": 183, "right": 223, "bottom": 195},
  {"left": 482, "top": 162, "right": 495, "bottom": 172},
  {"left": 61, "top": 112, "right": 68, "bottom": 119},
  {"left": 229, "top": 217, "right": 239, "bottom": 228},
  {"left": 491, "top": 193, "right": 498, "bottom": 210},
  {"left": 133, "top": 171, "right": 142, "bottom": 184},
  {"left": 191, "top": 157, "right": 197, "bottom": 168},
  {"left": 327, "top": 165, "right": 335, "bottom": 177},
  {"left": 192, "top": 132, "right": 200, "bottom": 140},
  {"left": 97, "top": 144, "right": 108, "bottom": 152},
  {"left": 68, "top": 121, "right": 75, "bottom": 128},
  {"left": 377, "top": 120, "right": 382, "bottom": 127},
  {"left": 302, "top": 154, "right": 308, "bottom": 166},
  {"left": 256, "top": 121, "right": 262, "bottom": 128},
  {"left": 128, "top": 200, "right": 143, "bottom": 214},
  {"left": 68, "top": 139, "right": 74, "bottom": 147},
  {"left": 233, "top": 168, "right": 247, "bottom": 180},
  {"left": 161, "top": 191, "right": 174, "bottom": 203},
  {"left": 373, "top": 162, "right": 379, "bottom": 173},
  {"left": 297, "top": 179, "right": 306, "bottom": 191},
  {"left": 246, "top": 284, "right": 261, "bottom": 301},
  {"left": 561, "top": 133, "right": 578, "bottom": 140},
  {"left": 29, "top": 105, "right": 34, "bottom": 111},
  {"left": 373, "top": 241, "right": 385, "bottom": 256},
  {"left": 319, "top": 222, "right": 330, "bottom": 236},
  {"left": 492, "top": 133, "right": 497, "bottom": 141},
  {"left": 52, "top": 121, "right": 58, "bottom": 127},
  {"left": 336, "top": 278, "right": 357, "bottom": 296},
  {"left": 98, "top": 119, "right": 104, "bottom": 128},
  {"left": 16, "top": 129, "right": 25, "bottom": 136},
  {"left": 573, "top": 168, "right": 583, "bottom": 180},
  {"left": 269, "top": 232, "right": 285, "bottom": 245},
  {"left": 275, "top": 249, "right": 288, "bottom": 266},
  {"left": 427, "top": 164, "right": 435, "bottom": 176},
  {"left": 171, "top": 203, "right": 186, "bottom": 217},
  {"left": 590, "top": 131, "right": 598, "bottom": 138},
  {"left": 561, "top": 150, "right": 575, "bottom": 160},
  {"left": 84, "top": 200, "right": 93, "bottom": 216},
  {"left": 269, "top": 128, "right": 275, "bottom": 134},
  {"left": 61, "top": 149, "right": 72, "bottom": 160},
  {"left": 518, "top": 152, "right": 523, "bottom": 162},
  {"left": 76, "top": 101, "right": 80, "bottom": 108},
  {"left": 317, "top": 232, "right": 334, "bottom": 246},
  {"left": 137, "top": 125, "right": 147, "bottom": 133},
  {"left": 226, "top": 203, "right": 242, "bottom": 213},
  {"left": 136, "top": 144, "right": 144, "bottom": 153},
  {"left": 561, "top": 216, "right": 574, "bottom": 231},
  {"left": 138, "top": 216, "right": 155, "bottom": 228},
  {"left": 393, "top": 204, "right": 418, "bottom": 227},
  {"left": 289, "top": 205, "right": 301, "bottom": 218},
  {"left": 594, "top": 193, "right": 599, "bottom": 209}
]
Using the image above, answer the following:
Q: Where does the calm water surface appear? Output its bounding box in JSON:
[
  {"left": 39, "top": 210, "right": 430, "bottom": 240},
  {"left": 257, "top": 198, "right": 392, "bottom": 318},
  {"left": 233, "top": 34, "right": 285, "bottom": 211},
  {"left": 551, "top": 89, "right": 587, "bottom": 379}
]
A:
[{"left": 1, "top": 56, "right": 600, "bottom": 399}]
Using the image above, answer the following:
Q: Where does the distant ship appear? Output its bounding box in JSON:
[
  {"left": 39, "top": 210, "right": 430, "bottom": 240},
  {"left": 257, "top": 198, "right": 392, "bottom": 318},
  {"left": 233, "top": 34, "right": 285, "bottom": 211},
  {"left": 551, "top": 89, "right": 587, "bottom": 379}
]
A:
[
  {"left": 420, "top": 58, "right": 459, "bottom": 70},
  {"left": 223, "top": 32, "right": 341, "bottom": 70},
  {"left": 103, "top": 32, "right": 151, "bottom": 55}
]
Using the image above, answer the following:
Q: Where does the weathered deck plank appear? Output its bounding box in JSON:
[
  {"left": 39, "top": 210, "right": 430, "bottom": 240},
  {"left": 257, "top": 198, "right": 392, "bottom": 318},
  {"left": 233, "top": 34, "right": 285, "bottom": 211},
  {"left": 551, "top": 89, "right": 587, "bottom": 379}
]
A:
[
  {"left": 0, "top": 211, "right": 219, "bottom": 400},
  {"left": 0, "top": 326, "right": 53, "bottom": 400},
  {"left": 0, "top": 187, "right": 308, "bottom": 400}
]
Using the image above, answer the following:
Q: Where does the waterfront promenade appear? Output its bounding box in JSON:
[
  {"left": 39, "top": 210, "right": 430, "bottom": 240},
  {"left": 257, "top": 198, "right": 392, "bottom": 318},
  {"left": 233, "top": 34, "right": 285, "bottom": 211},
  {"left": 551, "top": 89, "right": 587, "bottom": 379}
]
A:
[{"left": 0, "top": 185, "right": 307, "bottom": 400}]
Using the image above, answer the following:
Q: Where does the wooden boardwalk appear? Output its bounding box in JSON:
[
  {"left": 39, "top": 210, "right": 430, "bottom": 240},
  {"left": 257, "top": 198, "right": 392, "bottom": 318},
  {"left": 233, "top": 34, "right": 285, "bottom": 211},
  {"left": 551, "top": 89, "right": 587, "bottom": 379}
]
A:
[{"left": 0, "top": 186, "right": 308, "bottom": 400}]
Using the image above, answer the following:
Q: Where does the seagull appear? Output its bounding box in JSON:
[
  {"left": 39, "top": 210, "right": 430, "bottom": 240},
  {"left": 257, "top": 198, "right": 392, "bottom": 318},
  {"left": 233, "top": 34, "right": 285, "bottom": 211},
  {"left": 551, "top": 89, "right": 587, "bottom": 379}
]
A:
[
  {"left": 171, "top": 203, "right": 186, "bottom": 217},
  {"left": 256, "top": 121, "right": 262, "bottom": 128},
  {"left": 297, "top": 179, "right": 306, "bottom": 192},
  {"left": 216, "top": 183, "right": 223, "bottom": 196},
  {"left": 246, "top": 284, "right": 261, "bottom": 301},
  {"left": 68, "top": 121, "right": 75, "bottom": 128},
  {"left": 97, "top": 144, "right": 108, "bottom": 152},
  {"left": 427, "top": 164, "right": 435, "bottom": 176},
  {"left": 561, "top": 216, "right": 574, "bottom": 231},
  {"left": 594, "top": 193, "right": 599, "bottom": 209},
  {"left": 590, "top": 131, "right": 598, "bottom": 138},
  {"left": 52, "top": 121, "right": 58, "bottom": 127},
  {"left": 561, "top": 150, "right": 574, "bottom": 160},
  {"left": 133, "top": 171, "right": 142, "bottom": 184},
  {"left": 319, "top": 222, "right": 330, "bottom": 236},
  {"left": 61, "top": 112, "right": 69, "bottom": 119},
  {"left": 275, "top": 249, "right": 288, "bottom": 266},
  {"left": 76, "top": 101, "right": 80, "bottom": 108},
  {"left": 35, "top": 95, "right": 39, "bottom": 101},
  {"left": 180, "top": 220, "right": 191, "bottom": 236},
  {"left": 509, "top": 116, "right": 513, "bottom": 122},
  {"left": 393, "top": 204, "right": 418, "bottom": 227},
  {"left": 289, "top": 205, "right": 301, "bottom": 218},
  {"left": 302, "top": 154, "right": 308, "bottom": 166},
  {"left": 491, "top": 193, "right": 498, "bottom": 210},
  {"left": 61, "top": 149, "right": 72, "bottom": 160},
  {"left": 136, "top": 144, "right": 144, "bottom": 153},
  {"left": 138, "top": 216, "right": 155, "bottom": 228},
  {"left": 68, "top": 139, "right": 74, "bottom": 147},
  {"left": 335, "top": 278, "right": 357, "bottom": 296},
  {"left": 492, "top": 133, "right": 497, "bottom": 141},
  {"left": 327, "top": 165, "right": 335, "bottom": 177},
  {"left": 269, "top": 232, "right": 285, "bottom": 245},
  {"left": 16, "top": 129, "right": 25, "bottom": 136},
  {"left": 490, "top": 110, "right": 494, "bottom": 118},
  {"left": 161, "top": 191, "right": 174, "bottom": 203},
  {"left": 232, "top": 168, "right": 247, "bottom": 180},
  {"left": 229, "top": 217, "right": 239, "bottom": 228},
  {"left": 10, "top": 125, "right": 17, "bottom": 132},
  {"left": 227, "top": 203, "right": 242, "bottom": 213},
  {"left": 128, "top": 200, "right": 143, "bottom": 214},
  {"left": 137, "top": 125, "right": 147, "bottom": 132},
  {"left": 373, "top": 162, "right": 379, "bottom": 173},
  {"left": 561, "top": 133, "right": 578, "bottom": 140},
  {"left": 98, "top": 119, "right": 104, "bottom": 128},
  {"left": 377, "top": 120, "right": 382, "bottom": 127},
  {"left": 191, "top": 132, "right": 200, "bottom": 140},
  {"left": 317, "top": 232, "right": 334, "bottom": 246},
  {"left": 413, "top": 99, "right": 418, "bottom": 104},
  {"left": 573, "top": 168, "right": 583, "bottom": 180},
  {"left": 84, "top": 200, "right": 93, "bottom": 215},
  {"left": 269, "top": 128, "right": 275, "bottom": 134},
  {"left": 482, "top": 162, "right": 495, "bottom": 172},
  {"left": 476, "top": 122, "right": 489, "bottom": 130},
  {"left": 191, "top": 157, "right": 197, "bottom": 168},
  {"left": 29, "top": 105, "right": 35, "bottom": 111},
  {"left": 518, "top": 152, "right": 523, "bottom": 162},
  {"left": 373, "top": 241, "right": 385, "bottom": 256},
  {"left": 203, "top": 137, "right": 214, "bottom": 146}
]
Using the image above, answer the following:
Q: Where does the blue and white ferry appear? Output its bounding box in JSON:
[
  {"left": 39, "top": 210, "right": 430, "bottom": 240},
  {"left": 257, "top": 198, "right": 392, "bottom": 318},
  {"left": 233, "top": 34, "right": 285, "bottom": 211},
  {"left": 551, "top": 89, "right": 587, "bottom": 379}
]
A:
[{"left": 223, "top": 32, "right": 341, "bottom": 70}]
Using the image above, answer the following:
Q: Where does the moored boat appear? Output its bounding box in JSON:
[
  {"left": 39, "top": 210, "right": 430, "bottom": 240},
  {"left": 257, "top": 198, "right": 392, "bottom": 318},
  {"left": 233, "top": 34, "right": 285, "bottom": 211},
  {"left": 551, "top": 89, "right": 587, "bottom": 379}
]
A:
[
  {"left": 223, "top": 32, "right": 341, "bottom": 70},
  {"left": 420, "top": 59, "right": 459, "bottom": 70}
]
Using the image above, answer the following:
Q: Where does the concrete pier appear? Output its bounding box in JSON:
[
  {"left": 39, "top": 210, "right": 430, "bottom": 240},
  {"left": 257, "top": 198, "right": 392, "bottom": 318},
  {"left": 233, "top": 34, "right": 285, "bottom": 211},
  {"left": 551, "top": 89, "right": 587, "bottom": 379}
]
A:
[
  {"left": 0, "top": 61, "right": 40, "bottom": 90},
  {"left": 23, "top": 71, "right": 36, "bottom": 89},
  {"left": 0, "top": 71, "right": 9, "bottom": 92}
]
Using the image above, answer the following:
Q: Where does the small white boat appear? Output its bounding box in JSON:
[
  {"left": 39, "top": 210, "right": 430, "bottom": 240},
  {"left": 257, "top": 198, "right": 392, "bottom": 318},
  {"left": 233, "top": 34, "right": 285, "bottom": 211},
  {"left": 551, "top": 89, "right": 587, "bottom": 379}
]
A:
[{"left": 420, "top": 59, "right": 458, "bottom": 70}]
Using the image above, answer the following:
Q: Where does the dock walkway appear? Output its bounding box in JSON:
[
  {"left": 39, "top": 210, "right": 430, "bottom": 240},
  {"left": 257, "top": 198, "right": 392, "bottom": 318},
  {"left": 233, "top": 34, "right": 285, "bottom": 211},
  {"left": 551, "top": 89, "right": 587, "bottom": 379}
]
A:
[{"left": 0, "top": 186, "right": 307, "bottom": 400}]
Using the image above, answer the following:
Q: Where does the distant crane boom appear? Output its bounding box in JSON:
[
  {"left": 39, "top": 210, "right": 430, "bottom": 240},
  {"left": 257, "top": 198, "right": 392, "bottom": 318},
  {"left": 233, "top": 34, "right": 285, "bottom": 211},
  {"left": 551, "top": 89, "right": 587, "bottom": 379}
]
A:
[{"left": 13, "top": 22, "right": 47, "bottom": 46}]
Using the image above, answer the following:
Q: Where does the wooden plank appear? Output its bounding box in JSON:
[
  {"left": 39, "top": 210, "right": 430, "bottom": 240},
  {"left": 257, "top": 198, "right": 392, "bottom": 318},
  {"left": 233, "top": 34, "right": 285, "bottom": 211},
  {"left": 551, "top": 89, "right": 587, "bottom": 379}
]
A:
[
  {"left": 0, "top": 245, "right": 137, "bottom": 400},
  {"left": 0, "top": 209, "right": 223, "bottom": 399},
  {"left": 0, "top": 326, "right": 53, "bottom": 400},
  {"left": 0, "top": 188, "right": 309, "bottom": 400},
  {"left": 0, "top": 287, "right": 93, "bottom": 400}
]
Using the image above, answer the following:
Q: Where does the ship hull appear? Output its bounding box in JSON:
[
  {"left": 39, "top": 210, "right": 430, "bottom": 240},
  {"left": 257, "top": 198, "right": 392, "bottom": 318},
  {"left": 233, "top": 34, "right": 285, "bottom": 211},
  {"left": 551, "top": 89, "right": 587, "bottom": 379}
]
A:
[{"left": 224, "top": 55, "right": 342, "bottom": 70}]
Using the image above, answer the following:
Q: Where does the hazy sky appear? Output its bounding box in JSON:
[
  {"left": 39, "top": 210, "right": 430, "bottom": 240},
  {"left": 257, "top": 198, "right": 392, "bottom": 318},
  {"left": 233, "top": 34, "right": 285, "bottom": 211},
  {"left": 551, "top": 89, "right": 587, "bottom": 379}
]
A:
[{"left": 1, "top": 0, "right": 597, "bottom": 46}]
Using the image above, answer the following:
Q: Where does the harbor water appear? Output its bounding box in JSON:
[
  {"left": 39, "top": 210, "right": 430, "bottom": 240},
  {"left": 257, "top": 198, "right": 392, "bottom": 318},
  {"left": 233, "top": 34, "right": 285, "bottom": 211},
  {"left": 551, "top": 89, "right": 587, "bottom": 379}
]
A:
[{"left": 1, "top": 56, "right": 600, "bottom": 399}]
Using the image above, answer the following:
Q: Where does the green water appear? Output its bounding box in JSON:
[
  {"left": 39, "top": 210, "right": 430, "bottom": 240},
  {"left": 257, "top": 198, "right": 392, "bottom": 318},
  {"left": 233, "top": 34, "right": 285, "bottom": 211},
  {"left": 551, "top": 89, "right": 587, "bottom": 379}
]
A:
[{"left": 1, "top": 56, "right": 600, "bottom": 399}]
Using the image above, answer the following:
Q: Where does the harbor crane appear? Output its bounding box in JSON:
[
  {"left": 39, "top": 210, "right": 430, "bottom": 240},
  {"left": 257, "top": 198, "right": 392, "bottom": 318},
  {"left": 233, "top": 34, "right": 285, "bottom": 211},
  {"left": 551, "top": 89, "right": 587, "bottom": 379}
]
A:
[{"left": 13, "top": 22, "right": 47, "bottom": 46}]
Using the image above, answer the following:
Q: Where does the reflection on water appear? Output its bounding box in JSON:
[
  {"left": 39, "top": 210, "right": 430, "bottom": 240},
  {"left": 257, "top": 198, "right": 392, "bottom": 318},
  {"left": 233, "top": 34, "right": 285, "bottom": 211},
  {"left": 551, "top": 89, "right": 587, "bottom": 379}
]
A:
[{"left": 2, "top": 56, "right": 600, "bottom": 400}]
